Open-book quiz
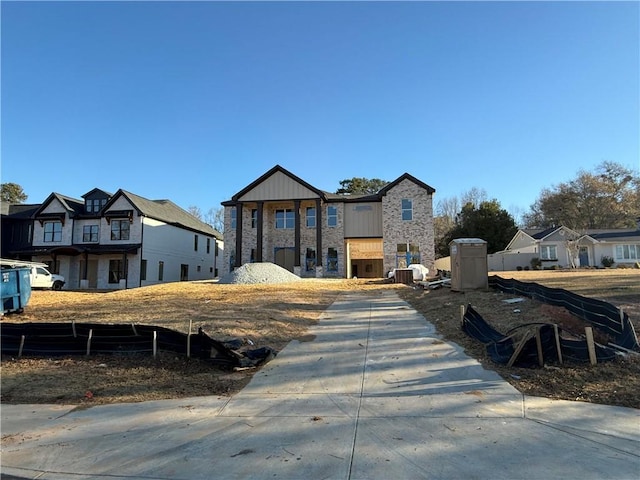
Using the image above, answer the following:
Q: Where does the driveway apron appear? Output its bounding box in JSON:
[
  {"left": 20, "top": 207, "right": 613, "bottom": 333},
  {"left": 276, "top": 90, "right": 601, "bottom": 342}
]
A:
[{"left": 2, "top": 291, "right": 639, "bottom": 479}]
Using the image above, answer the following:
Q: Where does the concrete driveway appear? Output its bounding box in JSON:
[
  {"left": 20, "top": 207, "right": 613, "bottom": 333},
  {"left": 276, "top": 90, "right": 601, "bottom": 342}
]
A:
[{"left": 2, "top": 291, "right": 639, "bottom": 479}]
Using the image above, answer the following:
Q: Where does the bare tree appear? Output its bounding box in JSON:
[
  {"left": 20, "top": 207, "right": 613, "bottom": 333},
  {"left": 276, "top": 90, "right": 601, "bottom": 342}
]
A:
[{"left": 187, "top": 206, "right": 203, "bottom": 220}]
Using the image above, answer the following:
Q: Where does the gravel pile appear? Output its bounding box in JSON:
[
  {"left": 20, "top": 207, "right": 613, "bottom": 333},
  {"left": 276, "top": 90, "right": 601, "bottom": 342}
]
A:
[{"left": 218, "top": 262, "right": 302, "bottom": 285}]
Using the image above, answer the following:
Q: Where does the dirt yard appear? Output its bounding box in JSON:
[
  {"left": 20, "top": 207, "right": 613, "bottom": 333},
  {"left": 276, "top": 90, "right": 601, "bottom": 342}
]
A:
[{"left": 1, "top": 270, "right": 639, "bottom": 408}]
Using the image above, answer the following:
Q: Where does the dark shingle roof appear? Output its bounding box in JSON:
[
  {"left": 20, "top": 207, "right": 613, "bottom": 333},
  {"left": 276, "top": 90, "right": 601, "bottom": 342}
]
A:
[{"left": 118, "top": 190, "right": 222, "bottom": 239}]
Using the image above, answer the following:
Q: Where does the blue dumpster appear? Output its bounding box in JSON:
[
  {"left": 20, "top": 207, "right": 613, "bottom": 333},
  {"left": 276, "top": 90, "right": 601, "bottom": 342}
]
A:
[{"left": 1, "top": 268, "right": 32, "bottom": 314}]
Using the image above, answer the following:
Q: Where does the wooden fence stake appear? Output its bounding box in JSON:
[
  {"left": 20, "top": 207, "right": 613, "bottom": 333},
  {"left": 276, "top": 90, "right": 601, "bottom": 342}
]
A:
[
  {"left": 535, "top": 326, "right": 544, "bottom": 367},
  {"left": 553, "top": 324, "right": 563, "bottom": 365},
  {"left": 18, "top": 335, "right": 25, "bottom": 358},
  {"left": 460, "top": 305, "right": 466, "bottom": 327},
  {"left": 507, "top": 330, "right": 532, "bottom": 368},
  {"left": 153, "top": 330, "right": 157, "bottom": 358},
  {"left": 585, "top": 326, "right": 597, "bottom": 365},
  {"left": 86, "top": 329, "right": 93, "bottom": 356},
  {"left": 187, "top": 319, "right": 192, "bottom": 358},
  {"left": 131, "top": 323, "right": 138, "bottom": 336}
]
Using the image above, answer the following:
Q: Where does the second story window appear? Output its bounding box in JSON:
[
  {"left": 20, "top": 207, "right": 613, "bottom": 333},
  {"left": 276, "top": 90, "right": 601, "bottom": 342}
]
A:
[
  {"left": 44, "top": 221, "right": 62, "bottom": 242},
  {"left": 251, "top": 209, "right": 258, "bottom": 228},
  {"left": 207, "top": 238, "right": 211, "bottom": 254},
  {"left": 111, "top": 219, "right": 130, "bottom": 240},
  {"left": 402, "top": 199, "right": 413, "bottom": 221},
  {"left": 230, "top": 207, "right": 237, "bottom": 229},
  {"left": 306, "top": 207, "right": 316, "bottom": 227},
  {"left": 83, "top": 225, "right": 99, "bottom": 242},
  {"left": 86, "top": 198, "right": 106, "bottom": 213},
  {"left": 275, "top": 209, "right": 294, "bottom": 229},
  {"left": 194, "top": 234, "right": 199, "bottom": 251},
  {"left": 327, "top": 206, "right": 337, "bottom": 227}
]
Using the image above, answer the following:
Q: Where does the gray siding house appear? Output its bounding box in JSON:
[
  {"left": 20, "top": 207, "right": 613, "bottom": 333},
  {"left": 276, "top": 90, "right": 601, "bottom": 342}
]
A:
[{"left": 221, "top": 165, "right": 436, "bottom": 279}]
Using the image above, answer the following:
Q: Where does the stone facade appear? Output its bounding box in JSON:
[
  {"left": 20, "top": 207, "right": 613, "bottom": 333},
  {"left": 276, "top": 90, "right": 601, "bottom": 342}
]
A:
[
  {"left": 222, "top": 166, "right": 435, "bottom": 279},
  {"left": 381, "top": 179, "right": 435, "bottom": 276}
]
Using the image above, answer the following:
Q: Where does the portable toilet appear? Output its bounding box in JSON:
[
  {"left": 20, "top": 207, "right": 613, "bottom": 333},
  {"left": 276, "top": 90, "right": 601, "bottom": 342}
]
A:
[{"left": 449, "top": 238, "right": 488, "bottom": 292}]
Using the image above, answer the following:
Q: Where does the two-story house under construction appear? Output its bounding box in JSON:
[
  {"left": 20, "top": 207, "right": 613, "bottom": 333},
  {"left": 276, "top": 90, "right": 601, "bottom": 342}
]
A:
[
  {"left": 221, "top": 165, "right": 436, "bottom": 279},
  {"left": 4, "top": 188, "right": 223, "bottom": 289}
]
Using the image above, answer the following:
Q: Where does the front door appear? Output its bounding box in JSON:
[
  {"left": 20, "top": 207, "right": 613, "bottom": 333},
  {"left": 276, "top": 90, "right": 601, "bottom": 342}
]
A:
[
  {"left": 578, "top": 247, "right": 589, "bottom": 267},
  {"left": 274, "top": 248, "right": 295, "bottom": 272}
]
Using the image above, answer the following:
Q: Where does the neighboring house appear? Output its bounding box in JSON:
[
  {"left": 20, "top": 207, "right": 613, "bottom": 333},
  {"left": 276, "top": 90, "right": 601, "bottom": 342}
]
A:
[
  {"left": 221, "top": 165, "right": 436, "bottom": 279},
  {"left": 489, "top": 224, "right": 640, "bottom": 271},
  {"left": 2, "top": 188, "right": 223, "bottom": 289},
  {"left": 1, "top": 202, "right": 40, "bottom": 259}
]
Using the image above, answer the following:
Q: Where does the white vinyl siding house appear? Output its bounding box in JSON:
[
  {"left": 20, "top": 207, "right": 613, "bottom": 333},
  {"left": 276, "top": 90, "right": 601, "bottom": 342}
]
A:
[{"left": 24, "top": 189, "right": 223, "bottom": 290}]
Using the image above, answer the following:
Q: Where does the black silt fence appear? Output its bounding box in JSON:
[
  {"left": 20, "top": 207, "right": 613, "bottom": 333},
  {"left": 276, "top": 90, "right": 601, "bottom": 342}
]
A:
[
  {"left": 0, "top": 322, "right": 242, "bottom": 367},
  {"left": 489, "top": 275, "right": 639, "bottom": 352},
  {"left": 462, "top": 303, "right": 620, "bottom": 366}
]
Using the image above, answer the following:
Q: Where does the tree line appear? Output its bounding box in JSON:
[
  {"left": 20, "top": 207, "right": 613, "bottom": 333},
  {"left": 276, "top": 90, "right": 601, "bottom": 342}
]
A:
[{"left": 3, "top": 161, "right": 638, "bottom": 256}]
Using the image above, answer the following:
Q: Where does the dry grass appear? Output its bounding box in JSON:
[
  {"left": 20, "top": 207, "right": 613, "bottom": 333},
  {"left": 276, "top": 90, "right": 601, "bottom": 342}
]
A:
[{"left": 1, "top": 270, "right": 639, "bottom": 408}]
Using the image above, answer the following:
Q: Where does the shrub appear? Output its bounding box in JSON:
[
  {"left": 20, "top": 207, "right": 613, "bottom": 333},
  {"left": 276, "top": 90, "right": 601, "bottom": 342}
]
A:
[
  {"left": 516, "top": 266, "right": 523, "bottom": 271},
  {"left": 530, "top": 257, "right": 542, "bottom": 270},
  {"left": 601, "top": 255, "right": 615, "bottom": 268}
]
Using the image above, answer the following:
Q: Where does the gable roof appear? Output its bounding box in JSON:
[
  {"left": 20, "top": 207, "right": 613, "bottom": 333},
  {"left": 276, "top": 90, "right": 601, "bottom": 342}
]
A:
[
  {"left": 378, "top": 172, "right": 436, "bottom": 196},
  {"left": 33, "top": 192, "right": 84, "bottom": 218},
  {"left": 108, "top": 190, "right": 222, "bottom": 239},
  {"left": 229, "top": 165, "right": 327, "bottom": 203},
  {"left": 82, "top": 188, "right": 113, "bottom": 199},
  {"left": 224, "top": 166, "right": 436, "bottom": 206}
]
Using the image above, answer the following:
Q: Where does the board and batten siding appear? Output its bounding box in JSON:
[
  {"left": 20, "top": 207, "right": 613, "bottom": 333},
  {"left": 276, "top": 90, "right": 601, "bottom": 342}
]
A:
[
  {"left": 238, "top": 171, "right": 321, "bottom": 202},
  {"left": 343, "top": 202, "right": 383, "bottom": 238}
]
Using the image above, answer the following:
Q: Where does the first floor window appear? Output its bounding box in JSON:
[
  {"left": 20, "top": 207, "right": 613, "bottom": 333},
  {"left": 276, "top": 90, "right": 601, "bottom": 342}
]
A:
[
  {"left": 540, "top": 245, "right": 557, "bottom": 260},
  {"left": 158, "top": 261, "right": 164, "bottom": 281},
  {"left": 83, "top": 225, "right": 99, "bottom": 242},
  {"left": 111, "top": 219, "right": 130, "bottom": 240},
  {"left": 327, "top": 206, "right": 338, "bottom": 227},
  {"left": 402, "top": 199, "right": 413, "bottom": 221},
  {"left": 230, "top": 250, "right": 236, "bottom": 270},
  {"left": 306, "top": 248, "right": 316, "bottom": 271},
  {"left": 109, "top": 259, "right": 126, "bottom": 284},
  {"left": 615, "top": 244, "right": 640, "bottom": 261},
  {"left": 396, "top": 243, "right": 420, "bottom": 267},
  {"left": 44, "top": 221, "right": 62, "bottom": 242},
  {"left": 251, "top": 209, "right": 258, "bottom": 228},
  {"left": 275, "top": 209, "right": 294, "bottom": 229},
  {"left": 327, "top": 247, "right": 338, "bottom": 272},
  {"left": 250, "top": 248, "right": 256, "bottom": 263},
  {"left": 140, "top": 259, "right": 147, "bottom": 281}
]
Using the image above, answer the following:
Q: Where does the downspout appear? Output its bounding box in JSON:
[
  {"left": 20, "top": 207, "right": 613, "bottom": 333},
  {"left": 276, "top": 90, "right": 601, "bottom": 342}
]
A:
[{"left": 139, "top": 217, "right": 144, "bottom": 287}]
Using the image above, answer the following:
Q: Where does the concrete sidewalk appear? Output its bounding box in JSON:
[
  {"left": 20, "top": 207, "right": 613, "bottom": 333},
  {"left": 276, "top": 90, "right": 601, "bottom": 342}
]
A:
[{"left": 2, "top": 291, "right": 639, "bottom": 479}]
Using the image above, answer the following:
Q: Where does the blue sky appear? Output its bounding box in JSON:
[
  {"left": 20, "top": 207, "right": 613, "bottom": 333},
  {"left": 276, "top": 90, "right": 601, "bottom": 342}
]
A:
[{"left": 2, "top": 1, "right": 638, "bottom": 224}]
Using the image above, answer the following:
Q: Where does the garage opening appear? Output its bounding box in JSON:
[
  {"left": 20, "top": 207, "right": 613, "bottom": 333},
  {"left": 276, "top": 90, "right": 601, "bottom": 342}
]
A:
[{"left": 346, "top": 239, "right": 383, "bottom": 278}]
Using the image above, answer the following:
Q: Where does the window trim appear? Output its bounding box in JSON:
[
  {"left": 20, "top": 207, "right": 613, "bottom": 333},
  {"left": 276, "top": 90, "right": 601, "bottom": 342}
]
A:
[
  {"left": 327, "top": 206, "right": 338, "bottom": 227},
  {"left": 43, "top": 221, "right": 62, "bottom": 242},
  {"left": 540, "top": 245, "right": 558, "bottom": 261},
  {"left": 401, "top": 198, "right": 413, "bottom": 221},
  {"left": 82, "top": 224, "right": 99, "bottom": 243},
  {"left": 306, "top": 207, "right": 316, "bottom": 228},
  {"left": 110, "top": 219, "right": 130, "bottom": 241},
  {"left": 275, "top": 209, "right": 295, "bottom": 229}
]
